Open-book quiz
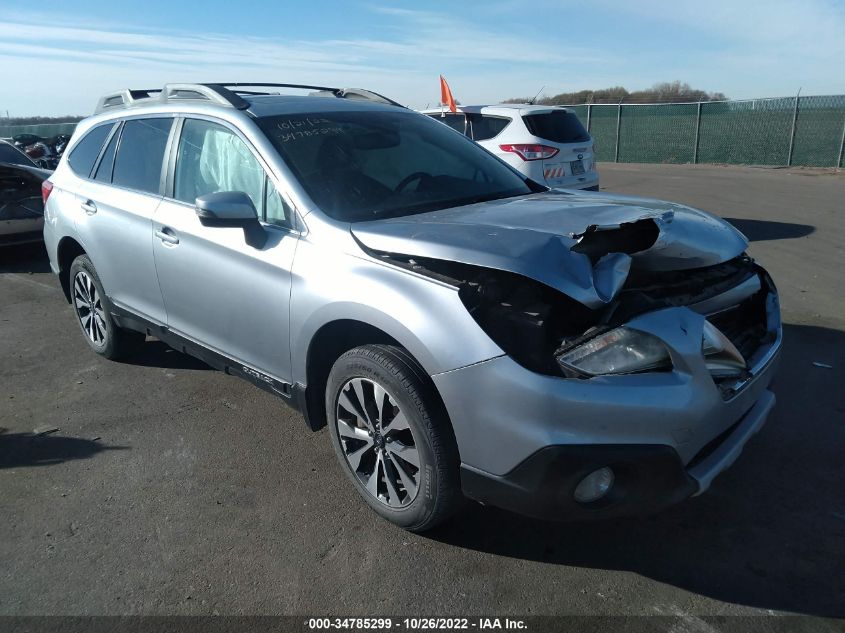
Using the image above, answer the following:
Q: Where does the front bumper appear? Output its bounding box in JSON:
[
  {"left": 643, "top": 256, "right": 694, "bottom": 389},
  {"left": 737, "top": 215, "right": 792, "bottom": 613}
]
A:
[
  {"left": 433, "top": 277, "right": 781, "bottom": 520},
  {"left": 459, "top": 389, "right": 775, "bottom": 521}
]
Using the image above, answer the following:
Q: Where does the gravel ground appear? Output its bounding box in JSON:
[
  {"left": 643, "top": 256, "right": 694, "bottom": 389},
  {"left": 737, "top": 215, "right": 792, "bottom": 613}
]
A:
[{"left": 1, "top": 163, "right": 843, "bottom": 622}]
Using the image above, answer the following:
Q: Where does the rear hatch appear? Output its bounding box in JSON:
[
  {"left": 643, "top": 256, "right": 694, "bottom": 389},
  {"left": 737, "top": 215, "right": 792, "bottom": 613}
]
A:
[{"left": 522, "top": 110, "right": 594, "bottom": 185}]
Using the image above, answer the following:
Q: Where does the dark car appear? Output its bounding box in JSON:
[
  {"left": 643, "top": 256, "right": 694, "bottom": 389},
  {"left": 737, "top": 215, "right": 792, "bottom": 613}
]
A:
[{"left": 0, "top": 140, "right": 52, "bottom": 246}]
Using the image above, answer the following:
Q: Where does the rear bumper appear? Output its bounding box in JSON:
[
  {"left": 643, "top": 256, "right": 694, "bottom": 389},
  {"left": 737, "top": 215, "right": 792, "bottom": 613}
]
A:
[{"left": 545, "top": 171, "right": 599, "bottom": 190}]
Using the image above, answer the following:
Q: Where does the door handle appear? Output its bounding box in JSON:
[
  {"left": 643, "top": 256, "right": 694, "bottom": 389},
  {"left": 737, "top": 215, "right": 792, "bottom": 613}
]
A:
[
  {"left": 80, "top": 200, "right": 97, "bottom": 215},
  {"left": 155, "top": 227, "right": 180, "bottom": 245}
]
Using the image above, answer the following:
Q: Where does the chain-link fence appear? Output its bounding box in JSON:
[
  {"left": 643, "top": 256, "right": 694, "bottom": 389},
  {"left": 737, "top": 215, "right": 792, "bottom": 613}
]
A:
[
  {"left": 4, "top": 95, "right": 845, "bottom": 167},
  {"left": 566, "top": 94, "right": 845, "bottom": 167},
  {"left": 0, "top": 122, "right": 79, "bottom": 139}
]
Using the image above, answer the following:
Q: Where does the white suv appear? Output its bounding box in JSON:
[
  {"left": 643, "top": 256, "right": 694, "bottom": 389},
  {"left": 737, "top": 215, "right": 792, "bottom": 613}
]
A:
[{"left": 421, "top": 104, "right": 598, "bottom": 191}]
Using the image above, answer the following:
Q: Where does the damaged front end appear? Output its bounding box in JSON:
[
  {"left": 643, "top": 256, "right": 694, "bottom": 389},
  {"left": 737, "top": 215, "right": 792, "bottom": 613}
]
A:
[
  {"left": 352, "top": 193, "right": 779, "bottom": 398},
  {"left": 368, "top": 247, "right": 777, "bottom": 397}
]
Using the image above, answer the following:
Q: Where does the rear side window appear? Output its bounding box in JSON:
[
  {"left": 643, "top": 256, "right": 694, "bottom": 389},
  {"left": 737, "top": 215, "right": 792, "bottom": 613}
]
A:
[
  {"left": 428, "top": 113, "right": 466, "bottom": 135},
  {"left": 522, "top": 111, "right": 590, "bottom": 143},
  {"left": 68, "top": 124, "right": 113, "bottom": 177},
  {"left": 468, "top": 114, "right": 510, "bottom": 141},
  {"left": 93, "top": 126, "right": 120, "bottom": 183},
  {"left": 112, "top": 118, "right": 173, "bottom": 194}
]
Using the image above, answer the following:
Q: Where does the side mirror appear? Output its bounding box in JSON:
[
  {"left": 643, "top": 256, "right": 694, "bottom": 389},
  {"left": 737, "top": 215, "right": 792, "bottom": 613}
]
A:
[{"left": 195, "top": 191, "right": 266, "bottom": 249}]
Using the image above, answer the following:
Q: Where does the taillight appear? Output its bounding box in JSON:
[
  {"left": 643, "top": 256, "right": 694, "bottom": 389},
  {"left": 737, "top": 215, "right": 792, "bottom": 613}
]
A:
[
  {"left": 499, "top": 144, "right": 559, "bottom": 161},
  {"left": 41, "top": 180, "right": 54, "bottom": 205}
]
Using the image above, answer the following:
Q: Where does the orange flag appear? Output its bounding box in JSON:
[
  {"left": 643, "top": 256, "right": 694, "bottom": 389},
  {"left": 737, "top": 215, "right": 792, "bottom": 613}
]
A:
[{"left": 440, "top": 75, "right": 457, "bottom": 113}]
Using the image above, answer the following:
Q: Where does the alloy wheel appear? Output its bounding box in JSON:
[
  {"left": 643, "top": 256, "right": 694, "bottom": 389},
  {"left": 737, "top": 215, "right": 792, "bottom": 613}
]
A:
[
  {"left": 335, "top": 377, "right": 421, "bottom": 508},
  {"left": 73, "top": 271, "right": 107, "bottom": 346}
]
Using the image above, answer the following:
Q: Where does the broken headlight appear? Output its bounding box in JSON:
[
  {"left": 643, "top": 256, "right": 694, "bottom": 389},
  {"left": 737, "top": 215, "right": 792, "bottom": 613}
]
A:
[{"left": 555, "top": 327, "right": 672, "bottom": 377}]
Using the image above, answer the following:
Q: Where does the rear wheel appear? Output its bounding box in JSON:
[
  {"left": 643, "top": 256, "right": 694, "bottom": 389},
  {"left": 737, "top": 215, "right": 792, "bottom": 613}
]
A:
[
  {"left": 326, "top": 344, "right": 462, "bottom": 531},
  {"left": 69, "top": 255, "right": 145, "bottom": 359}
]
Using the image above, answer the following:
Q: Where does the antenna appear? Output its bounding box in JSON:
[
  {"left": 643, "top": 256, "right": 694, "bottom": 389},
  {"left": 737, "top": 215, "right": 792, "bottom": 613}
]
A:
[{"left": 528, "top": 86, "right": 545, "bottom": 105}]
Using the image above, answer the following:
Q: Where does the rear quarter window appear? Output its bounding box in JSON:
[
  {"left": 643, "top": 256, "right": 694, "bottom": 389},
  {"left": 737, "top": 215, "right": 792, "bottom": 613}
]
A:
[
  {"left": 112, "top": 118, "right": 173, "bottom": 195},
  {"left": 93, "top": 125, "right": 120, "bottom": 183},
  {"left": 522, "top": 111, "right": 590, "bottom": 143},
  {"left": 427, "top": 113, "right": 467, "bottom": 135},
  {"left": 68, "top": 124, "right": 114, "bottom": 177},
  {"left": 468, "top": 114, "right": 511, "bottom": 141}
]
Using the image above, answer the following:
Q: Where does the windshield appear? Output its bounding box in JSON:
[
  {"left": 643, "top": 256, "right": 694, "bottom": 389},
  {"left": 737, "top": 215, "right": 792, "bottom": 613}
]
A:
[{"left": 257, "top": 110, "right": 533, "bottom": 221}]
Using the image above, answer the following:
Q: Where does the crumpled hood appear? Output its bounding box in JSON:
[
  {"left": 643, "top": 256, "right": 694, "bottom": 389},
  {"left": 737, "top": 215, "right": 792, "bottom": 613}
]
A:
[{"left": 351, "top": 190, "right": 748, "bottom": 308}]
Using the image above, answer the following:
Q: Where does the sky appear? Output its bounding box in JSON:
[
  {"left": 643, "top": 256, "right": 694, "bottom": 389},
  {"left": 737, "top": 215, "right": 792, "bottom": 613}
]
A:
[{"left": 1, "top": 0, "right": 844, "bottom": 116}]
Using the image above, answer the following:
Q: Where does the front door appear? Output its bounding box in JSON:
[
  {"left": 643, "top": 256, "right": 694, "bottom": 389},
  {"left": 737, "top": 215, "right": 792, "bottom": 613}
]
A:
[{"left": 152, "top": 117, "right": 298, "bottom": 383}]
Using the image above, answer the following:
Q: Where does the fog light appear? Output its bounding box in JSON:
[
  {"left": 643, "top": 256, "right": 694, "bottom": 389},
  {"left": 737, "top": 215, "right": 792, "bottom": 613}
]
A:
[{"left": 573, "top": 467, "right": 614, "bottom": 503}]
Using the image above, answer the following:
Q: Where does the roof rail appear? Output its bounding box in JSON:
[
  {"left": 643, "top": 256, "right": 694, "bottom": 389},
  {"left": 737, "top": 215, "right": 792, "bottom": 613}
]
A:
[
  {"left": 94, "top": 82, "right": 403, "bottom": 114},
  {"left": 94, "top": 88, "right": 162, "bottom": 113},
  {"left": 94, "top": 84, "right": 248, "bottom": 114},
  {"left": 212, "top": 83, "right": 404, "bottom": 107}
]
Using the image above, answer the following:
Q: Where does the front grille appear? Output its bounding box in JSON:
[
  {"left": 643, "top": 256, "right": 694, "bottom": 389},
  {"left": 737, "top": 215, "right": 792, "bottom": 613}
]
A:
[
  {"left": 622, "top": 256, "right": 757, "bottom": 306},
  {"left": 620, "top": 256, "right": 776, "bottom": 399},
  {"left": 707, "top": 290, "right": 771, "bottom": 364}
]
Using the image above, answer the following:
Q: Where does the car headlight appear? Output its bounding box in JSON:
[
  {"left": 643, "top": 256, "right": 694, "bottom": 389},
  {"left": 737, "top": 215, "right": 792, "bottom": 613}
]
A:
[{"left": 556, "top": 327, "right": 672, "bottom": 377}]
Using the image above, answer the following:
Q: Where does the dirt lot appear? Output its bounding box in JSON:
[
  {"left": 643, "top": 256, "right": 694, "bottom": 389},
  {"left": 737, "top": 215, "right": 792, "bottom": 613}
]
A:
[{"left": 1, "top": 164, "right": 843, "bottom": 621}]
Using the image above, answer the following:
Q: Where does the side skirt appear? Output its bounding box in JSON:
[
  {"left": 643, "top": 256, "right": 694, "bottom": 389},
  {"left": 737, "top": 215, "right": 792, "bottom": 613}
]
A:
[{"left": 111, "top": 305, "right": 314, "bottom": 427}]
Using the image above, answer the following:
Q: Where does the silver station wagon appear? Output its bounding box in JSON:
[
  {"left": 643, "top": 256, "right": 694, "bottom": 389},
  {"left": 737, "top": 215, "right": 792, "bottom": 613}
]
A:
[{"left": 43, "top": 83, "right": 782, "bottom": 531}]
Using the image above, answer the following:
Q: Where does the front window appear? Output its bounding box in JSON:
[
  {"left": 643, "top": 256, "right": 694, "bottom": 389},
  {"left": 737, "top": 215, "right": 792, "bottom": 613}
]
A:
[
  {"left": 174, "top": 118, "right": 293, "bottom": 228},
  {"left": 257, "top": 110, "right": 532, "bottom": 222}
]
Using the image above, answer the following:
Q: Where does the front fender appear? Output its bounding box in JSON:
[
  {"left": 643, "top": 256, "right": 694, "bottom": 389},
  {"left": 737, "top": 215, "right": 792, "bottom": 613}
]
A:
[{"left": 288, "top": 237, "right": 503, "bottom": 384}]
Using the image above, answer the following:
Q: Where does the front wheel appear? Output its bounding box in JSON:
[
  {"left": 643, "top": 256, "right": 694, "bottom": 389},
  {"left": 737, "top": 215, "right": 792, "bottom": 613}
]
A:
[
  {"left": 69, "top": 255, "right": 145, "bottom": 359},
  {"left": 326, "top": 345, "right": 462, "bottom": 531}
]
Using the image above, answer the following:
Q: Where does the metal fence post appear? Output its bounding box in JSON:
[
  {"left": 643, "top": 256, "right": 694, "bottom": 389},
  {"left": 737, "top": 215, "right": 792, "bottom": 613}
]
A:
[
  {"left": 586, "top": 103, "right": 592, "bottom": 133},
  {"left": 787, "top": 89, "right": 800, "bottom": 166},
  {"left": 838, "top": 111, "right": 845, "bottom": 169},
  {"left": 614, "top": 102, "right": 622, "bottom": 163},
  {"left": 693, "top": 101, "right": 702, "bottom": 164}
]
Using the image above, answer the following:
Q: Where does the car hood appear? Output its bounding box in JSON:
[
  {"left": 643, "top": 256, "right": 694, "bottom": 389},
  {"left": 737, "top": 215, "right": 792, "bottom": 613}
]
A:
[{"left": 350, "top": 190, "right": 748, "bottom": 308}]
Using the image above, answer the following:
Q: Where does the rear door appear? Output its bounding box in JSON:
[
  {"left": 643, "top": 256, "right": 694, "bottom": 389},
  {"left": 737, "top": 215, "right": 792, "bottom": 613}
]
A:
[
  {"left": 72, "top": 117, "right": 172, "bottom": 323},
  {"left": 152, "top": 116, "right": 298, "bottom": 383},
  {"left": 521, "top": 109, "right": 594, "bottom": 187}
]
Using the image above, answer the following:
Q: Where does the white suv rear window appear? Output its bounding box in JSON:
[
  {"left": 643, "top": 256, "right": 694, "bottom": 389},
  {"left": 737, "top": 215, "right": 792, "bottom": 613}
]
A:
[{"left": 522, "top": 111, "right": 590, "bottom": 144}]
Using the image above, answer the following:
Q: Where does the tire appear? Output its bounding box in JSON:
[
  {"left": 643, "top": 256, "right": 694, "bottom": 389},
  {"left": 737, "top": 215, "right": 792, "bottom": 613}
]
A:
[
  {"left": 69, "top": 254, "right": 145, "bottom": 360},
  {"left": 326, "top": 344, "right": 462, "bottom": 531}
]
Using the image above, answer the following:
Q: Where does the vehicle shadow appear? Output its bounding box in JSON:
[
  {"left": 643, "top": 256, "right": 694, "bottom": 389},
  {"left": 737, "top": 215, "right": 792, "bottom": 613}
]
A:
[
  {"left": 0, "top": 242, "right": 51, "bottom": 273},
  {"left": 429, "top": 323, "right": 845, "bottom": 617},
  {"left": 0, "top": 430, "right": 129, "bottom": 469},
  {"left": 122, "top": 340, "right": 212, "bottom": 371},
  {"left": 723, "top": 218, "right": 815, "bottom": 242}
]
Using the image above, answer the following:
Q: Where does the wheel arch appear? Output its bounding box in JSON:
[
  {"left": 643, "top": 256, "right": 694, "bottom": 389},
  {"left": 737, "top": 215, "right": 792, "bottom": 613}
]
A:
[
  {"left": 56, "top": 236, "right": 87, "bottom": 302},
  {"left": 300, "top": 319, "right": 452, "bottom": 438}
]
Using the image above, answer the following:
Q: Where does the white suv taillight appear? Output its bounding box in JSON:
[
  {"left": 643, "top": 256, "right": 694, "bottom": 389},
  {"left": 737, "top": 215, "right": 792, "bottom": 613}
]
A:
[
  {"left": 41, "top": 180, "right": 54, "bottom": 204},
  {"left": 499, "top": 144, "right": 559, "bottom": 161}
]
